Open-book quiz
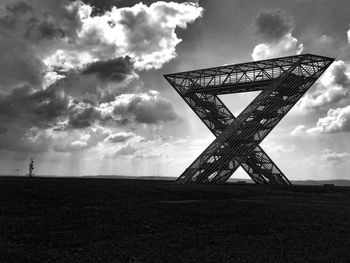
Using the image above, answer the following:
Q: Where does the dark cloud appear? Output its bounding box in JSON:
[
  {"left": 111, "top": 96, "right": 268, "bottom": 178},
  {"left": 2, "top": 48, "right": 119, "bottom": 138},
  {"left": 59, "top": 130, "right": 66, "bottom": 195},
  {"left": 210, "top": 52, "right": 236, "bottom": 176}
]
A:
[
  {"left": 332, "top": 62, "right": 350, "bottom": 87},
  {"left": 0, "top": 0, "right": 82, "bottom": 91},
  {"left": 255, "top": 9, "right": 294, "bottom": 42},
  {"left": 2, "top": 2, "right": 66, "bottom": 41},
  {"left": 66, "top": 103, "right": 111, "bottom": 129},
  {"left": 0, "top": 84, "right": 108, "bottom": 152},
  {"left": 65, "top": 91, "right": 181, "bottom": 129},
  {"left": 1, "top": 1, "right": 81, "bottom": 41},
  {"left": 25, "top": 18, "right": 66, "bottom": 40},
  {"left": 0, "top": 83, "right": 179, "bottom": 153},
  {"left": 51, "top": 56, "right": 137, "bottom": 105},
  {"left": 0, "top": 36, "right": 44, "bottom": 90},
  {"left": 132, "top": 99, "right": 179, "bottom": 124},
  {"left": 0, "top": 127, "right": 52, "bottom": 153},
  {"left": 65, "top": 98, "right": 116, "bottom": 130},
  {"left": 82, "top": 57, "right": 133, "bottom": 82},
  {"left": 68, "top": 106, "right": 96, "bottom": 129},
  {"left": 6, "top": 2, "right": 32, "bottom": 15},
  {"left": 56, "top": 73, "right": 103, "bottom": 103},
  {"left": 113, "top": 93, "right": 180, "bottom": 124},
  {"left": 0, "top": 83, "right": 69, "bottom": 152},
  {"left": 0, "top": 85, "right": 69, "bottom": 128},
  {"left": 0, "top": 127, "right": 8, "bottom": 135},
  {"left": 0, "top": 84, "right": 67, "bottom": 152}
]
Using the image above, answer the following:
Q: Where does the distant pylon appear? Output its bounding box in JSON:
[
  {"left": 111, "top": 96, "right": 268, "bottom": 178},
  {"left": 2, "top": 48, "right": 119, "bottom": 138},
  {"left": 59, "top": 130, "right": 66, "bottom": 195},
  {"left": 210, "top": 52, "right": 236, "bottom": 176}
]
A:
[
  {"left": 164, "top": 54, "right": 334, "bottom": 184},
  {"left": 29, "top": 158, "right": 34, "bottom": 177}
]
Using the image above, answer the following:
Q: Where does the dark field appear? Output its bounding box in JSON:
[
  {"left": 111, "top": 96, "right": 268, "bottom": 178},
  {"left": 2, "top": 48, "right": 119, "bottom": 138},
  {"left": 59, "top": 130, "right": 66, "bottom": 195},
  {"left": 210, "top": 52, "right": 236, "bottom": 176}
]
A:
[{"left": 1, "top": 177, "right": 350, "bottom": 262}]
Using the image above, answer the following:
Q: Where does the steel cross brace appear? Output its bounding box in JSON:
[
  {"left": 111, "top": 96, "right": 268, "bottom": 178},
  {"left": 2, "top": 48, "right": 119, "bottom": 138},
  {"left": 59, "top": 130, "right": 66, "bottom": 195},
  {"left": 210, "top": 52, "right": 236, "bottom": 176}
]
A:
[
  {"left": 168, "top": 90, "right": 290, "bottom": 185},
  {"left": 164, "top": 54, "right": 334, "bottom": 184}
]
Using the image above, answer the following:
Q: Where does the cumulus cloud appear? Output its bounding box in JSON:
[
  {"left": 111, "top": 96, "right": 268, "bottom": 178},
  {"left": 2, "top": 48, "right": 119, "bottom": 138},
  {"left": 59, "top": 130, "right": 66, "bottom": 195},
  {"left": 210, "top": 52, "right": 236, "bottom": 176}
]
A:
[
  {"left": 298, "top": 60, "right": 350, "bottom": 111},
  {"left": 292, "top": 27, "right": 350, "bottom": 138},
  {"left": 45, "top": 1, "right": 203, "bottom": 71},
  {"left": 0, "top": 82, "right": 103, "bottom": 132},
  {"left": 0, "top": 83, "right": 180, "bottom": 153},
  {"left": 252, "top": 9, "right": 303, "bottom": 60},
  {"left": 292, "top": 106, "right": 350, "bottom": 135},
  {"left": 252, "top": 33, "right": 303, "bottom": 61},
  {"left": 0, "top": 0, "right": 197, "bottom": 155},
  {"left": 0, "top": 0, "right": 203, "bottom": 90},
  {"left": 307, "top": 106, "right": 350, "bottom": 134},
  {"left": 0, "top": 0, "right": 82, "bottom": 90},
  {"left": 57, "top": 89, "right": 180, "bottom": 129}
]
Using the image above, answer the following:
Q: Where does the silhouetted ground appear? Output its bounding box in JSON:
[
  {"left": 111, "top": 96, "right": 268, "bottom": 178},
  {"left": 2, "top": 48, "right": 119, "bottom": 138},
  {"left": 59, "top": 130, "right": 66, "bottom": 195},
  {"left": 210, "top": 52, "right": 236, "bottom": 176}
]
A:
[{"left": 0, "top": 177, "right": 350, "bottom": 263}]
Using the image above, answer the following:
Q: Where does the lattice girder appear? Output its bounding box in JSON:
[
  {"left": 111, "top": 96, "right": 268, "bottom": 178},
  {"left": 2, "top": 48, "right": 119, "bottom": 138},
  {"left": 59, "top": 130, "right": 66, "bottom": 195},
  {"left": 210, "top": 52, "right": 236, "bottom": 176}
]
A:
[{"left": 164, "top": 54, "right": 334, "bottom": 184}]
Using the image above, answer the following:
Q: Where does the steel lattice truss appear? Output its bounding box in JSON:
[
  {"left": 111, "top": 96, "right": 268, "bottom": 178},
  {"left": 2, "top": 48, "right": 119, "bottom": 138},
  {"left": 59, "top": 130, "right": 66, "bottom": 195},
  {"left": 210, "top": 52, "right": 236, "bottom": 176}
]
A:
[{"left": 164, "top": 54, "right": 334, "bottom": 184}]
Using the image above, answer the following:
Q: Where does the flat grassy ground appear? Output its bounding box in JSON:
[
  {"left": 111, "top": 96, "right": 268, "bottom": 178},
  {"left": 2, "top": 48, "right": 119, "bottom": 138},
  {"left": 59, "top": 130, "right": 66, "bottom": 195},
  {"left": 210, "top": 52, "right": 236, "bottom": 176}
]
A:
[{"left": 0, "top": 177, "right": 349, "bottom": 263}]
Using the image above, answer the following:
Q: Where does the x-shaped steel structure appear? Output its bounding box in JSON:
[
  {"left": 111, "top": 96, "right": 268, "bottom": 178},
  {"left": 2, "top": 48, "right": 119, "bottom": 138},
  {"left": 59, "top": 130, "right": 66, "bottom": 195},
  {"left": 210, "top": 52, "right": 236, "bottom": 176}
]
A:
[{"left": 164, "top": 54, "right": 334, "bottom": 184}]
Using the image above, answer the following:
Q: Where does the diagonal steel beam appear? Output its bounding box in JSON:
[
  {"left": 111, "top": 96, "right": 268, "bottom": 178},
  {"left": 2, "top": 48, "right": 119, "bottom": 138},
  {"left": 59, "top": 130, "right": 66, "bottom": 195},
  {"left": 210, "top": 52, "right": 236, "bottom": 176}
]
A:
[{"left": 171, "top": 90, "right": 290, "bottom": 185}]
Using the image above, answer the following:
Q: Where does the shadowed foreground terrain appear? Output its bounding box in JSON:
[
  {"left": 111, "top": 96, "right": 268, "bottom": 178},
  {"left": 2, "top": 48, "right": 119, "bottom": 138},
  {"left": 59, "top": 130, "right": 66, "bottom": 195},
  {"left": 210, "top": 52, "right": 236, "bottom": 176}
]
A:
[{"left": 0, "top": 177, "right": 350, "bottom": 262}]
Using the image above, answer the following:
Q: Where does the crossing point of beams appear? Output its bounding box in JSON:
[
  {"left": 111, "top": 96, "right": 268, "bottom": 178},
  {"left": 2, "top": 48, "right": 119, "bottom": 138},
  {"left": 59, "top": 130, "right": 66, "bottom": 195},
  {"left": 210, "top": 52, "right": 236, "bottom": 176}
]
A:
[{"left": 164, "top": 54, "right": 334, "bottom": 184}]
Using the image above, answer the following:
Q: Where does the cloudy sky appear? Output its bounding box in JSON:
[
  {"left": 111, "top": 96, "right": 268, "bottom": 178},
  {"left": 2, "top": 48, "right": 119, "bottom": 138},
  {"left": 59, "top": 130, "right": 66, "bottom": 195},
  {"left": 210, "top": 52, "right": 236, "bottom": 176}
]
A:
[{"left": 0, "top": 0, "right": 349, "bottom": 180}]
